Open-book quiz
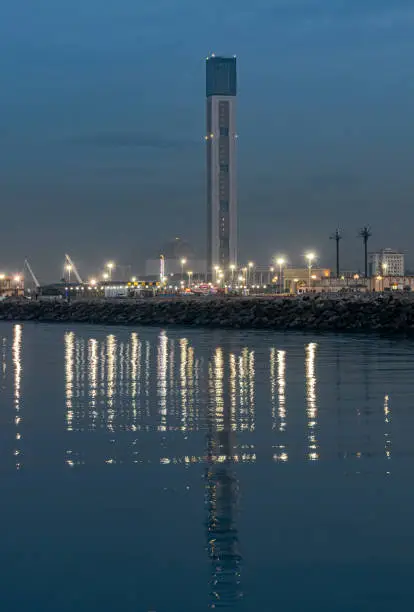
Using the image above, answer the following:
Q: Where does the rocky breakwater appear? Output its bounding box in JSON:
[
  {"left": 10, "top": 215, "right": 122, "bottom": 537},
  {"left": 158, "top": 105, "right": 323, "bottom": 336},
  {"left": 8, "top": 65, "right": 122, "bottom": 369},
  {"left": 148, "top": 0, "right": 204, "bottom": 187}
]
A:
[{"left": 1, "top": 294, "right": 414, "bottom": 332}]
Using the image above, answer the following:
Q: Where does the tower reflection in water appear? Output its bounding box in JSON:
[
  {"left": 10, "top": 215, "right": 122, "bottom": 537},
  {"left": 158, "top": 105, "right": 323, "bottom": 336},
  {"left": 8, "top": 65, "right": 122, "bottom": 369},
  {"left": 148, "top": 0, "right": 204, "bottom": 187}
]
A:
[{"left": 205, "top": 348, "right": 242, "bottom": 608}]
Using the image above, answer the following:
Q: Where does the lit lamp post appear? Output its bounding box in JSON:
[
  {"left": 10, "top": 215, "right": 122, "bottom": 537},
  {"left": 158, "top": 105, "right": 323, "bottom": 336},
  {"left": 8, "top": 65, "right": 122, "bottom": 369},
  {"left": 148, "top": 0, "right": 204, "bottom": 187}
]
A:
[
  {"left": 65, "top": 264, "right": 72, "bottom": 283},
  {"left": 106, "top": 261, "right": 114, "bottom": 281},
  {"left": 377, "top": 274, "right": 383, "bottom": 292},
  {"left": 214, "top": 265, "right": 220, "bottom": 285},
  {"left": 269, "top": 266, "right": 274, "bottom": 286},
  {"left": 181, "top": 258, "right": 187, "bottom": 284},
  {"left": 248, "top": 261, "right": 254, "bottom": 285},
  {"left": 14, "top": 275, "right": 21, "bottom": 297},
  {"left": 102, "top": 272, "right": 109, "bottom": 282},
  {"left": 242, "top": 267, "right": 248, "bottom": 286},
  {"left": 305, "top": 253, "right": 315, "bottom": 290},
  {"left": 187, "top": 270, "right": 193, "bottom": 287},
  {"left": 276, "top": 257, "right": 285, "bottom": 294},
  {"left": 293, "top": 278, "right": 299, "bottom": 294},
  {"left": 382, "top": 262, "right": 388, "bottom": 290},
  {"left": 230, "top": 264, "right": 236, "bottom": 285}
]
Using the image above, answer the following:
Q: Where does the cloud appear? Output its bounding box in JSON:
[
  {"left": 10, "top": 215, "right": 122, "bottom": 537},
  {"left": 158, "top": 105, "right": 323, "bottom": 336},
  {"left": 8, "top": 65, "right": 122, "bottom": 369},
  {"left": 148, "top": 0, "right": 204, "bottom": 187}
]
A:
[{"left": 72, "top": 131, "right": 199, "bottom": 150}]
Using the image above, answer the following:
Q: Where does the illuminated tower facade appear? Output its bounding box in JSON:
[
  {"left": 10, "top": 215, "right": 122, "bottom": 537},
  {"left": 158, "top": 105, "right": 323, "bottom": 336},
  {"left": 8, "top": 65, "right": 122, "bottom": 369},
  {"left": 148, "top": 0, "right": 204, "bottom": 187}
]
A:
[{"left": 206, "top": 55, "right": 238, "bottom": 275}]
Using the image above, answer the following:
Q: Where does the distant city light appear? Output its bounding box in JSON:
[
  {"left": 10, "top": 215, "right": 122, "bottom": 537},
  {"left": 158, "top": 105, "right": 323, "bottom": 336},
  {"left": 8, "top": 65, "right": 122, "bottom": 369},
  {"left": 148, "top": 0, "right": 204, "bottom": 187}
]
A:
[{"left": 106, "top": 261, "right": 114, "bottom": 281}]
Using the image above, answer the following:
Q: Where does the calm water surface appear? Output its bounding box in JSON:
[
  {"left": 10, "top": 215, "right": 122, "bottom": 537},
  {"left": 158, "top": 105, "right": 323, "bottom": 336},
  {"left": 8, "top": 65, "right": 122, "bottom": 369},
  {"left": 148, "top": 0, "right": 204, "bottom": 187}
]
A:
[{"left": 1, "top": 322, "right": 414, "bottom": 611}]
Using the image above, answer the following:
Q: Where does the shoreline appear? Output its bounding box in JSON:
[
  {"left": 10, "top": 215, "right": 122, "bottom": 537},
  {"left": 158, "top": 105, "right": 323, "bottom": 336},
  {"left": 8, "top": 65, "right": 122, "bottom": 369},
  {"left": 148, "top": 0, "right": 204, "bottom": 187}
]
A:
[{"left": 0, "top": 295, "right": 414, "bottom": 333}]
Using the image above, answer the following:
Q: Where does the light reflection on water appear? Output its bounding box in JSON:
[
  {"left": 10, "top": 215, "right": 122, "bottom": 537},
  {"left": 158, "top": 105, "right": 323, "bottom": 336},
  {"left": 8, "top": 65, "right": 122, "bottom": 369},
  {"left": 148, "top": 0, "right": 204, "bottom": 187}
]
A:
[
  {"left": 1, "top": 323, "right": 414, "bottom": 611},
  {"left": 12, "top": 324, "right": 22, "bottom": 470},
  {"left": 2, "top": 325, "right": 403, "bottom": 468}
]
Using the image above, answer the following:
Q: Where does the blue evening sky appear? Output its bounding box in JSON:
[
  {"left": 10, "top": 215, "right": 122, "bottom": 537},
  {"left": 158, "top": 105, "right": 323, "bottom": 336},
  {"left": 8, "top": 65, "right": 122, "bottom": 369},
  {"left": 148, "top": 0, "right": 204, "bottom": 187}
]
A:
[{"left": 1, "top": 0, "right": 414, "bottom": 278}]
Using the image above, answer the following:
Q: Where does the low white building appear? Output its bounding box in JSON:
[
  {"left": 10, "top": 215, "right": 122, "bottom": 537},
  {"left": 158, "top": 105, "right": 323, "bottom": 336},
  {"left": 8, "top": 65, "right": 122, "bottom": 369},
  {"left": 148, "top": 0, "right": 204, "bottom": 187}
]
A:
[{"left": 369, "top": 249, "right": 404, "bottom": 277}]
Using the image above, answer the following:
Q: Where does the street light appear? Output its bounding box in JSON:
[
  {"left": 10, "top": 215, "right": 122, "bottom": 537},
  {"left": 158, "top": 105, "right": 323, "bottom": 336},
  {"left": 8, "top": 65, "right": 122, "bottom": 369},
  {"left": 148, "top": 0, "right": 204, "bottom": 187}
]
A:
[
  {"left": 106, "top": 261, "right": 114, "bottom": 281},
  {"left": 276, "top": 257, "right": 285, "bottom": 293},
  {"left": 305, "top": 253, "right": 315, "bottom": 290},
  {"left": 214, "top": 265, "right": 220, "bottom": 285},
  {"left": 269, "top": 266, "right": 274, "bottom": 285},
  {"left": 102, "top": 273, "right": 109, "bottom": 281},
  {"left": 14, "top": 275, "right": 21, "bottom": 297},
  {"left": 230, "top": 264, "right": 236, "bottom": 285},
  {"left": 187, "top": 270, "right": 193, "bottom": 287},
  {"left": 65, "top": 264, "right": 72, "bottom": 283},
  {"left": 89, "top": 278, "right": 97, "bottom": 287},
  {"left": 381, "top": 262, "right": 388, "bottom": 291},
  {"left": 248, "top": 261, "right": 254, "bottom": 285},
  {"left": 181, "top": 258, "right": 187, "bottom": 283}
]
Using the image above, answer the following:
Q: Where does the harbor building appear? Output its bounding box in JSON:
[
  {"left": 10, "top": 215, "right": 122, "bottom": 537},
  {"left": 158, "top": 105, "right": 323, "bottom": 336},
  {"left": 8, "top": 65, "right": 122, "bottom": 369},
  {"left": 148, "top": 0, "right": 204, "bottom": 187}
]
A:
[
  {"left": 206, "top": 54, "right": 238, "bottom": 276},
  {"left": 369, "top": 249, "right": 405, "bottom": 277},
  {"left": 0, "top": 275, "right": 24, "bottom": 298}
]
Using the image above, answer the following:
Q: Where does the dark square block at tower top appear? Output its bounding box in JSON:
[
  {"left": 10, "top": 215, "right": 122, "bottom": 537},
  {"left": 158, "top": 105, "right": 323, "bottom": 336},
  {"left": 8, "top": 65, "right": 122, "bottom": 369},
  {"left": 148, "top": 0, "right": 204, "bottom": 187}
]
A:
[{"left": 206, "top": 56, "right": 237, "bottom": 97}]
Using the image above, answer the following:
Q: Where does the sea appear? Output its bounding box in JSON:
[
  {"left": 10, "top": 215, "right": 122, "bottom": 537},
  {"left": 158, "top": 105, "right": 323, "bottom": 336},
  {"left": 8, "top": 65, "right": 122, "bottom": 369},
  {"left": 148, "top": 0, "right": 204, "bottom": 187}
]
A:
[{"left": 0, "top": 321, "right": 413, "bottom": 611}]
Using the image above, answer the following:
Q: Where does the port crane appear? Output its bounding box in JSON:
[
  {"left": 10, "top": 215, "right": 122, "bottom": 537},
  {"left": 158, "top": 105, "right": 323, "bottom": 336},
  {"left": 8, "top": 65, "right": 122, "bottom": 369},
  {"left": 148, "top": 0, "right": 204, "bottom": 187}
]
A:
[
  {"left": 23, "top": 258, "right": 40, "bottom": 289},
  {"left": 64, "top": 254, "right": 83, "bottom": 284}
]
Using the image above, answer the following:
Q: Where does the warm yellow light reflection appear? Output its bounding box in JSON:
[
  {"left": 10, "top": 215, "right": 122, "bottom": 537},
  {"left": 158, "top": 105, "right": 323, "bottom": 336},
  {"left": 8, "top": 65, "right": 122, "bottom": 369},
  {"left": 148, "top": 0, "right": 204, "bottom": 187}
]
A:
[
  {"left": 157, "top": 331, "right": 168, "bottom": 432},
  {"left": 88, "top": 338, "right": 98, "bottom": 427},
  {"left": 106, "top": 334, "right": 116, "bottom": 431},
  {"left": 180, "top": 338, "right": 188, "bottom": 431},
  {"left": 65, "top": 331, "right": 75, "bottom": 431},
  {"left": 384, "top": 394, "right": 391, "bottom": 463},
  {"left": 306, "top": 342, "right": 319, "bottom": 461},
  {"left": 13, "top": 325, "right": 22, "bottom": 469},
  {"left": 277, "top": 350, "right": 286, "bottom": 433}
]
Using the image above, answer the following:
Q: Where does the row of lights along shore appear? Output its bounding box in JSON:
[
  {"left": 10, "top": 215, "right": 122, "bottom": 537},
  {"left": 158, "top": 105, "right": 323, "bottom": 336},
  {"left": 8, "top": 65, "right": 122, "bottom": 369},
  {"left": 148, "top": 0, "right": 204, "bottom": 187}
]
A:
[{"left": 66, "top": 253, "right": 320, "bottom": 290}]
